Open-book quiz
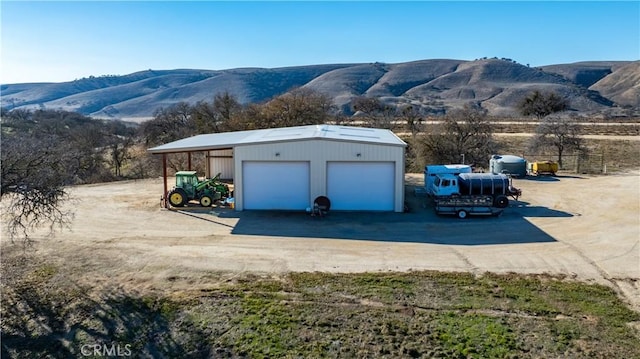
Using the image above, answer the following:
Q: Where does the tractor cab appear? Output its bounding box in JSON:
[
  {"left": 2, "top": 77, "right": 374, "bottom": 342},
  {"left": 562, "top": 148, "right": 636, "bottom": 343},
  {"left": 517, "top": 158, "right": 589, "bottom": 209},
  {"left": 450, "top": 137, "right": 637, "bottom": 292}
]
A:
[{"left": 175, "top": 171, "right": 199, "bottom": 198}]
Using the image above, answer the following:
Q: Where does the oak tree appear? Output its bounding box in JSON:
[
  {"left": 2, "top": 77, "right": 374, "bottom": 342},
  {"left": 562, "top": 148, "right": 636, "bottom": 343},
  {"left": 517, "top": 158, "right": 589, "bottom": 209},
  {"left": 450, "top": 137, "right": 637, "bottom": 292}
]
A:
[{"left": 519, "top": 90, "right": 569, "bottom": 119}]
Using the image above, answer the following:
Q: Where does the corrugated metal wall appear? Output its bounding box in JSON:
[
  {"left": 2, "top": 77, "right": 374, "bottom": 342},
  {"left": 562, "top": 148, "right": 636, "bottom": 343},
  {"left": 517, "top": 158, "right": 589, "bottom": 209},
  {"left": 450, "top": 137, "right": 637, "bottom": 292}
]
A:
[
  {"left": 233, "top": 140, "right": 405, "bottom": 212},
  {"left": 207, "top": 149, "right": 234, "bottom": 180}
]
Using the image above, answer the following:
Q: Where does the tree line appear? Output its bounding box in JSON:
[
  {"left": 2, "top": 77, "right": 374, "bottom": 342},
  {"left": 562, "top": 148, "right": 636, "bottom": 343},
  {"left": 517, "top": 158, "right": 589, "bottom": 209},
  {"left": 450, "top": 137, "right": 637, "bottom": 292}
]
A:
[{"left": 1, "top": 88, "right": 580, "bottom": 241}]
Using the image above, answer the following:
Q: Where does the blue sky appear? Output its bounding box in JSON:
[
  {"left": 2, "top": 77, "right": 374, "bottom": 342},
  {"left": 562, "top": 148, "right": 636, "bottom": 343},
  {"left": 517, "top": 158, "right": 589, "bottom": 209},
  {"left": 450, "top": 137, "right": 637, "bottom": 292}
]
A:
[{"left": 1, "top": 1, "right": 638, "bottom": 84}]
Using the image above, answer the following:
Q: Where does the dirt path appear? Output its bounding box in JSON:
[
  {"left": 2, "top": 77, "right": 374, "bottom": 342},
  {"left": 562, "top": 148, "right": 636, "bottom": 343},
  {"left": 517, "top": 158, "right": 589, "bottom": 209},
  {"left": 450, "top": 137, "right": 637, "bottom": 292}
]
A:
[
  {"left": 3, "top": 171, "right": 639, "bottom": 309},
  {"left": 394, "top": 132, "right": 640, "bottom": 140},
  {"left": 494, "top": 133, "right": 640, "bottom": 141}
]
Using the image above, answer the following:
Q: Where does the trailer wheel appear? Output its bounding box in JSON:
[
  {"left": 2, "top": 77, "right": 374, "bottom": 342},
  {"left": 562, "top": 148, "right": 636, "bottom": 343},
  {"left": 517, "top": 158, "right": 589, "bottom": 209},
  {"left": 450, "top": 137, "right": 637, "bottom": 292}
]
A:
[
  {"left": 457, "top": 209, "right": 468, "bottom": 219},
  {"left": 199, "top": 195, "right": 213, "bottom": 207},
  {"left": 494, "top": 195, "right": 509, "bottom": 208},
  {"left": 168, "top": 189, "right": 187, "bottom": 207}
]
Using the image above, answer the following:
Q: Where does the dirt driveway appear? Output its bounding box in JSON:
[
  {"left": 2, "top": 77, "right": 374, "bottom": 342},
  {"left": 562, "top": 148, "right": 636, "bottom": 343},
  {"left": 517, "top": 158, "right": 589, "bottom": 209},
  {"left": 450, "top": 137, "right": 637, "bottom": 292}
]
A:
[{"left": 4, "top": 171, "right": 639, "bottom": 309}]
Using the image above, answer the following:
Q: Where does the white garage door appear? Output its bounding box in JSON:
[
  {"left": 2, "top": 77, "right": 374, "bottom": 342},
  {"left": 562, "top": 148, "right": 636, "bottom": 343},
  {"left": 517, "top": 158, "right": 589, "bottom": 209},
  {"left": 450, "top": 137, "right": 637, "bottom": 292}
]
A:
[
  {"left": 327, "top": 162, "right": 395, "bottom": 211},
  {"left": 243, "top": 161, "right": 310, "bottom": 210}
]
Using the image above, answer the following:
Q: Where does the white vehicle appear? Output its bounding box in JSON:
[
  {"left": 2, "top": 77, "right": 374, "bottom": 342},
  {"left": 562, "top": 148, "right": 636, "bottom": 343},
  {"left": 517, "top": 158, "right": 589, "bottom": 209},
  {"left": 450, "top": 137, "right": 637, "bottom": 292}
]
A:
[
  {"left": 430, "top": 173, "right": 521, "bottom": 218},
  {"left": 424, "top": 164, "right": 472, "bottom": 196}
]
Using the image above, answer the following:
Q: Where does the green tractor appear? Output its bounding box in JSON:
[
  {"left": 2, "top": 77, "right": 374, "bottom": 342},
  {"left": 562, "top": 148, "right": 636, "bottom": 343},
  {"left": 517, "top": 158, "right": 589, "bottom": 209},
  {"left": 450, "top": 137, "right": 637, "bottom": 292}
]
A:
[{"left": 167, "top": 171, "right": 231, "bottom": 207}]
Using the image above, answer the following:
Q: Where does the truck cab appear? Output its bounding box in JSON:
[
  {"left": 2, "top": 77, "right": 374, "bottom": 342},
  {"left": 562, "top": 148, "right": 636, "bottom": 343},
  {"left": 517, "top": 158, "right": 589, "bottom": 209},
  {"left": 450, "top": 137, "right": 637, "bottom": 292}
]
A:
[
  {"left": 430, "top": 174, "right": 460, "bottom": 197},
  {"left": 424, "top": 164, "right": 471, "bottom": 195}
]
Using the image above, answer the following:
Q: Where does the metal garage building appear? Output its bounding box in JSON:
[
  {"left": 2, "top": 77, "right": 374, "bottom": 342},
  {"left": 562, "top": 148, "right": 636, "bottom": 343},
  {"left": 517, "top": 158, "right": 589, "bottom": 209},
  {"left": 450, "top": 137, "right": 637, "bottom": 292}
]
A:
[{"left": 148, "top": 124, "right": 407, "bottom": 212}]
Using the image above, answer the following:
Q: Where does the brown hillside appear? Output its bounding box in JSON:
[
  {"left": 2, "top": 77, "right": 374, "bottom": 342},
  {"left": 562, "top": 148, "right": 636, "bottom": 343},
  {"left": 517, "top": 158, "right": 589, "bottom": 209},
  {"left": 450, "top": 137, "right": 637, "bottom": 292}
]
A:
[
  {"left": 590, "top": 61, "right": 640, "bottom": 108},
  {"left": 1, "top": 59, "right": 637, "bottom": 119}
]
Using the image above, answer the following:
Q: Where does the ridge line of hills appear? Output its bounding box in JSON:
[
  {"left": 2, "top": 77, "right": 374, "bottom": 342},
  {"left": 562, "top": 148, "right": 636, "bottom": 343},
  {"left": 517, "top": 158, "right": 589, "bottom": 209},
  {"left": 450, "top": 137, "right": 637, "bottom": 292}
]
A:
[{"left": 2, "top": 58, "right": 638, "bottom": 120}]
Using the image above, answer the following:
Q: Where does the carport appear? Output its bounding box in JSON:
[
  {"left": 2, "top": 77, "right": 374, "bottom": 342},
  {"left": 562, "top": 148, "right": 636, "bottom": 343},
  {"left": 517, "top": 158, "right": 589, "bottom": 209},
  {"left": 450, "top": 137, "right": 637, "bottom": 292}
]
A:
[{"left": 148, "top": 124, "right": 407, "bottom": 212}]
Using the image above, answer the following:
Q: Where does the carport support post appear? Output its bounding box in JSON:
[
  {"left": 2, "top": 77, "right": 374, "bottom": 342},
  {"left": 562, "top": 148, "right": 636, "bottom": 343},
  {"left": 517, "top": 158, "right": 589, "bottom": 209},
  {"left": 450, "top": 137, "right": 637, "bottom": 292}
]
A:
[
  {"left": 162, "top": 153, "right": 168, "bottom": 209},
  {"left": 188, "top": 152, "right": 192, "bottom": 171}
]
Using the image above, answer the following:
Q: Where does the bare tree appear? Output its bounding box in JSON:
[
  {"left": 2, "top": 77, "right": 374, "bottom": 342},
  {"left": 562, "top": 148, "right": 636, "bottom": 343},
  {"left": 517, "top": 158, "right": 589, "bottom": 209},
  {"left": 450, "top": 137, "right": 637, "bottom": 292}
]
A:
[
  {"left": 400, "top": 105, "right": 423, "bottom": 139},
  {"left": 213, "top": 92, "right": 243, "bottom": 129},
  {"left": 518, "top": 90, "right": 569, "bottom": 119},
  {"left": 530, "top": 117, "right": 582, "bottom": 167},
  {"left": 139, "top": 102, "right": 196, "bottom": 146},
  {"left": 1, "top": 109, "right": 142, "bottom": 183},
  {"left": 352, "top": 96, "right": 384, "bottom": 116},
  {"left": 0, "top": 108, "right": 161, "bottom": 241},
  {"left": 351, "top": 96, "right": 395, "bottom": 129},
  {"left": 191, "top": 92, "right": 243, "bottom": 134},
  {"left": 1, "top": 135, "right": 76, "bottom": 242},
  {"left": 420, "top": 104, "right": 497, "bottom": 166},
  {"left": 108, "top": 137, "right": 133, "bottom": 177},
  {"left": 191, "top": 100, "right": 218, "bottom": 134}
]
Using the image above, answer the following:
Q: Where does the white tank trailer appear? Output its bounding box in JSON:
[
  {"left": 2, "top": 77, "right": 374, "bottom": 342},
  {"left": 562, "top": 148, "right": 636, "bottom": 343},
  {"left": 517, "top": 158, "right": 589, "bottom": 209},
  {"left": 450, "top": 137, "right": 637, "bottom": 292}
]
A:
[
  {"left": 490, "top": 155, "right": 527, "bottom": 177},
  {"left": 430, "top": 173, "right": 522, "bottom": 218}
]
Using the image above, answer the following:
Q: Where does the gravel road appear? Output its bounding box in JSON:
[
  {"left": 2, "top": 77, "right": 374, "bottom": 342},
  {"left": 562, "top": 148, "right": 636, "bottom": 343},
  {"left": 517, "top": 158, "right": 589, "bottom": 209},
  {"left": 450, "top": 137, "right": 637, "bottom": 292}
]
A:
[{"left": 5, "top": 171, "right": 639, "bottom": 309}]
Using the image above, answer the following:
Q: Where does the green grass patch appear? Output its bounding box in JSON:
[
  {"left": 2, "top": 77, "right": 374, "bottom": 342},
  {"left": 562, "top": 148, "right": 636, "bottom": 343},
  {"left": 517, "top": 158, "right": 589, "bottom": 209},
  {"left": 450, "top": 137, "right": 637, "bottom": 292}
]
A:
[
  {"left": 2, "top": 269, "right": 639, "bottom": 358},
  {"left": 433, "top": 312, "right": 519, "bottom": 358}
]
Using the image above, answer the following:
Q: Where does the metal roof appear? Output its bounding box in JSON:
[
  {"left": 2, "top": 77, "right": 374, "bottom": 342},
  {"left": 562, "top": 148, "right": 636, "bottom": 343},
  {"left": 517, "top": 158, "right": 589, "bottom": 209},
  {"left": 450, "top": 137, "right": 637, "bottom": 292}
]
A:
[{"left": 148, "top": 124, "right": 407, "bottom": 154}]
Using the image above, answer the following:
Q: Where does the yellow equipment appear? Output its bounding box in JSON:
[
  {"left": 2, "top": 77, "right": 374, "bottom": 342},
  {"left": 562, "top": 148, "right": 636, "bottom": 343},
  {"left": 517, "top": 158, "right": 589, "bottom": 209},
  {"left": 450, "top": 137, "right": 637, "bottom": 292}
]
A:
[{"left": 528, "top": 161, "right": 558, "bottom": 176}]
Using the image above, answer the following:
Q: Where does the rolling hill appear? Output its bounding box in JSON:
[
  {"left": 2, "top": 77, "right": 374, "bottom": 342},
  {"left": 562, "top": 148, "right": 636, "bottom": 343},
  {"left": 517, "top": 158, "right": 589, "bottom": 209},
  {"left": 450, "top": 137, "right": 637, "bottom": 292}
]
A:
[{"left": 2, "top": 58, "right": 638, "bottom": 120}]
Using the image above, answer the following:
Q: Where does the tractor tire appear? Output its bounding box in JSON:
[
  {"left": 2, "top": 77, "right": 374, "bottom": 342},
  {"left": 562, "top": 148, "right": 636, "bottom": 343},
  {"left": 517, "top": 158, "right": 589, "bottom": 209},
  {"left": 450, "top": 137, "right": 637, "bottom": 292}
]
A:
[
  {"left": 168, "top": 188, "right": 187, "bottom": 207},
  {"left": 199, "top": 195, "right": 213, "bottom": 207},
  {"left": 494, "top": 195, "right": 509, "bottom": 208}
]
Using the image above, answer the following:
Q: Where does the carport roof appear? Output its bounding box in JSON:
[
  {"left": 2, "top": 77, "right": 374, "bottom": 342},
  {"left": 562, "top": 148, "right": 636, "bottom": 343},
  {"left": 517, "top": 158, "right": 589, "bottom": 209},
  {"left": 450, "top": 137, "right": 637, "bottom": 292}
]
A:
[{"left": 148, "top": 124, "right": 407, "bottom": 154}]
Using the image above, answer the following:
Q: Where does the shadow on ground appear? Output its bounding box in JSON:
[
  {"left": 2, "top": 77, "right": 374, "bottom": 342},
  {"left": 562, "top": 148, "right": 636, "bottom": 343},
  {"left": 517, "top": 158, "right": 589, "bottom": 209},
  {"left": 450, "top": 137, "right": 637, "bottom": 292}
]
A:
[
  {"left": 173, "top": 184, "right": 574, "bottom": 246},
  {"left": 1, "top": 283, "right": 189, "bottom": 358},
  {"left": 522, "top": 174, "right": 588, "bottom": 182}
]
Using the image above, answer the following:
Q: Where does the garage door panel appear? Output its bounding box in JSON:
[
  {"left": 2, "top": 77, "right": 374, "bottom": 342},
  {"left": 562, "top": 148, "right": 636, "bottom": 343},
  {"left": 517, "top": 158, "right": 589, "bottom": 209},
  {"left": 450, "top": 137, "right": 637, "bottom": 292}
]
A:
[
  {"left": 327, "top": 162, "right": 394, "bottom": 211},
  {"left": 243, "top": 162, "right": 309, "bottom": 210}
]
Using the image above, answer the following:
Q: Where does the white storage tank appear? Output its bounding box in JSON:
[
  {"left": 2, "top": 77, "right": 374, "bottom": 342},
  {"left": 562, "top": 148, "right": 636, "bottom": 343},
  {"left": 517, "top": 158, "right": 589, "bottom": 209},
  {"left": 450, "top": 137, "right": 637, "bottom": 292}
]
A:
[{"left": 490, "top": 155, "right": 527, "bottom": 177}]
